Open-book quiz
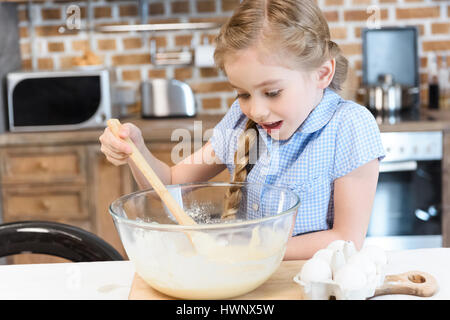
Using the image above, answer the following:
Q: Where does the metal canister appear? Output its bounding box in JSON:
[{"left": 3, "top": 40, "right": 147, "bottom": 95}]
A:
[{"left": 379, "top": 74, "right": 402, "bottom": 113}]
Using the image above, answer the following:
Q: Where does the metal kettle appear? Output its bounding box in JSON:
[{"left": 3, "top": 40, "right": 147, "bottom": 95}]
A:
[{"left": 141, "top": 79, "right": 196, "bottom": 118}]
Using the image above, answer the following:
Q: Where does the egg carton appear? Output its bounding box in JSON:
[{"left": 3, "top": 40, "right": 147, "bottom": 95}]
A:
[
  {"left": 293, "top": 263, "right": 386, "bottom": 300},
  {"left": 292, "top": 240, "right": 389, "bottom": 300}
]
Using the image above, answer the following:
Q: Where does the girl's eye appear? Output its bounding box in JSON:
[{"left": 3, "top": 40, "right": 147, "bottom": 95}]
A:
[
  {"left": 236, "top": 93, "right": 250, "bottom": 100},
  {"left": 265, "top": 90, "right": 282, "bottom": 98}
]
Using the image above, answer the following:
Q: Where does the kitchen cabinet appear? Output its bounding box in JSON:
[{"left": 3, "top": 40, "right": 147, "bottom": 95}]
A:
[{"left": 0, "top": 145, "right": 93, "bottom": 264}]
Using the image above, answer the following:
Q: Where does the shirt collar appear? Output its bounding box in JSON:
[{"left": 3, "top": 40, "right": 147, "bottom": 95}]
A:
[{"left": 297, "top": 88, "right": 342, "bottom": 134}]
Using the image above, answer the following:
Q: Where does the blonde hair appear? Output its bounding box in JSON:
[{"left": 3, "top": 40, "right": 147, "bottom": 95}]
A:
[
  {"left": 222, "top": 119, "right": 258, "bottom": 220},
  {"left": 217, "top": 0, "right": 348, "bottom": 220}
]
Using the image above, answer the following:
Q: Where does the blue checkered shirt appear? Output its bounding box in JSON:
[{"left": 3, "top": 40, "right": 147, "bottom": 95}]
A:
[{"left": 210, "top": 88, "right": 385, "bottom": 236}]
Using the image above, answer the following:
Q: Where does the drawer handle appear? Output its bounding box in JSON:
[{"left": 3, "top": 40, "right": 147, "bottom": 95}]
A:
[
  {"left": 39, "top": 200, "right": 51, "bottom": 211},
  {"left": 37, "top": 160, "right": 50, "bottom": 172}
]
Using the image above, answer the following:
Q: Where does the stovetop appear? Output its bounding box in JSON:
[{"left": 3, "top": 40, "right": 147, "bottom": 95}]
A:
[
  {"left": 371, "top": 106, "right": 443, "bottom": 162},
  {"left": 367, "top": 107, "right": 434, "bottom": 125}
]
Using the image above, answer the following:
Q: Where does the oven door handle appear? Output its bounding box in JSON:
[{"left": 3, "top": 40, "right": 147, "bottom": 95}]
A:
[{"left": 379, "top": 160, "right": 418, "bottom": 173}]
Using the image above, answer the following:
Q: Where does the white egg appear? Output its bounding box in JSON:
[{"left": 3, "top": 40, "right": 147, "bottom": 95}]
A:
[
  {"left": 300, "top": 258, "right": 332, "bottom": 283},
  {"left": 312, "top": 248, "right": 334, "bottom": 265},
  {"left": 327, "top": 240, "right": 346, "bottom": 252},
  {"left": 334, "top": 264, "right": 367, "bottom": 291},
  {"left": 330, "top": 249, "right": 346, "bottom": 278},
  {"left": 361, "top": 245, "right": 387, "bottom": 267},
  {"left": 343, "top": 241, "right": 356, "bottom": 261},
  {"left": 347, "top": 252, "right": 377, "bottom": 278}
]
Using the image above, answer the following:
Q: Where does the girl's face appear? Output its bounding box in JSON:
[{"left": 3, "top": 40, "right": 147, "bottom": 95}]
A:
[{"left": 224, "top": 47, "right": 323, "bottom": 140}]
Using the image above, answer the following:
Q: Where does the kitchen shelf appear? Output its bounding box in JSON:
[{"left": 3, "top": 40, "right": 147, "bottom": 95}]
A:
[{"left": 96, "top": 22, "right": 221, "bottom": 33}]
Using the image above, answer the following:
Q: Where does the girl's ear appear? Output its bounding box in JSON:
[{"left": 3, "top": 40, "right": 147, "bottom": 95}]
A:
[{"left": 316, "top": 58, "right": 336, "bottom": 89}]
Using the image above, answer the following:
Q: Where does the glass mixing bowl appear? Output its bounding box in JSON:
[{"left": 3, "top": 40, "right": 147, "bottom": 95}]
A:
[{"left": 109, "top": 182, "right": 300, "bottom": 299}]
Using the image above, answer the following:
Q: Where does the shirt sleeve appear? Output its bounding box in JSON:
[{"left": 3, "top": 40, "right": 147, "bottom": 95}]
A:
[
  {"left": 332, "top": 103, "right": 385, "bottom": 180},
  {"left": 209, "top": 100, "right": 248, "bottom": 167}
]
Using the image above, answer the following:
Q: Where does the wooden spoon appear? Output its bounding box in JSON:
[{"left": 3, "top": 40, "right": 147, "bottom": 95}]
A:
[
  {"left": 107, "top": 119, "right": 196, "bottom": 226},
  {"left": 371, "top": 270, "right": 439, "bottom": 298}
]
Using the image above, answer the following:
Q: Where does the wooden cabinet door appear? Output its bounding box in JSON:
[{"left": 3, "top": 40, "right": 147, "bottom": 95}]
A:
[{"left": 87, "top": 145, "right": 133, "bottom": 259}]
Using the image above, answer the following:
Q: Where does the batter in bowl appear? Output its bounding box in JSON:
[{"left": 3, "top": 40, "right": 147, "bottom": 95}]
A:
[{"left": 125, "top": 223, "right": 289, "bottom": 299}]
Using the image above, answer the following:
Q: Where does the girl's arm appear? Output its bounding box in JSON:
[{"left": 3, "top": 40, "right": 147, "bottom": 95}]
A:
[
  {"left": 100, "top": 123, "right": 226, "bottom": 189},
  {"left": 128, "top": 140, "right": 227, "bottom": 189},
  {"left": 283, "top": 158, "right": 380, "bottom": 260},
  {"left": 171, "top": 141, "right": 227, "bottom": 184}
]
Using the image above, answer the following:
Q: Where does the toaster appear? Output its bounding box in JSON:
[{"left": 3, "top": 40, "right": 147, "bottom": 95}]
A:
[{"left": 140, "top": 79, "right": 196, "bottom": 118}]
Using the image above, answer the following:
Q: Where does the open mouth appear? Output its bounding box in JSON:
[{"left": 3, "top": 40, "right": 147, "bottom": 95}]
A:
[{"left": 261, "top": 120, "right": 283, "bottom": 132}]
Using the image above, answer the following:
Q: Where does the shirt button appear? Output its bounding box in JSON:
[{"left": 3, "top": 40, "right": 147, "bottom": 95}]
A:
[{"left": 252, "top": 203, "right": 259, "bottom": 211}]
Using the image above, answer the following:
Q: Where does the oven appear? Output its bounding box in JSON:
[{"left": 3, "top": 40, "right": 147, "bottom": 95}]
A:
[{"left": 364, "top": 131, "right": 443, "bottom": 250}]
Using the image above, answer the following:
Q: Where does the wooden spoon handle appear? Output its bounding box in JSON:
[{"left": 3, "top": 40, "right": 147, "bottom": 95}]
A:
[
  {"left": 107, "top": 119, "right": 196, "bottom": 226},
  {"left": 373, "top": 270, "right": 438, "bottom": 298}
]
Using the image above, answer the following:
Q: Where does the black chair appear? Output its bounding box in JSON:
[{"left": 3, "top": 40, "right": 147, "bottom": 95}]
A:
[{"left": 0, "top": 221, "right": 124, "bottom": 262}]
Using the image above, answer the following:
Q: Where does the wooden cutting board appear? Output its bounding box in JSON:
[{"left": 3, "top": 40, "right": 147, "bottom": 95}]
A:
[{"left": 128, "top": 260, "right": 307, "bottom": 300}]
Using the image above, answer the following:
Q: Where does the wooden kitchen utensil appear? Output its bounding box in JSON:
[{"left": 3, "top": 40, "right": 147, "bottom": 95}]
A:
[
  {"left": 107, "top": 119, "right": 196, "bottom": 226},
  {"left": 372, "top": 270, "right": 438, "bottom": 298}
]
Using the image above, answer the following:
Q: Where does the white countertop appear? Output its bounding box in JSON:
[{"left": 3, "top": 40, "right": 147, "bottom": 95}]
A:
[
  {"left": 0, "top": 260, "right": 135, "bottom": 300},
  {"left": 0, "top": 248, "right": 449, "bottom": 300}
]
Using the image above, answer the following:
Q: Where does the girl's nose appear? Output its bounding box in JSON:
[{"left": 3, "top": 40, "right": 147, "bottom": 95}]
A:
[{"left": 248, "top": 100, "right": 270, "bottom": 123}]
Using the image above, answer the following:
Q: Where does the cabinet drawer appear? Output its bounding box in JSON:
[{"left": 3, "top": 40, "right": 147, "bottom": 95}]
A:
[
  {"left": 0, "top": 146, "right": 86, "bottom": 184},
  {"left": 3, "top": 186, "right": 89, "bottom": 220}
]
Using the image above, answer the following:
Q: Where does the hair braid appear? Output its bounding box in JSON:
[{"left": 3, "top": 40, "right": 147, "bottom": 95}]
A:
[{"left": 221, "top": 119, "right": 258, "bottom": 220}]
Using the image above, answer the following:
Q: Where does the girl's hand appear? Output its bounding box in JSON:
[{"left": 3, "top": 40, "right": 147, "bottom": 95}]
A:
[{"left": 99, "top": 122, "right": 144, "bottom": 166}]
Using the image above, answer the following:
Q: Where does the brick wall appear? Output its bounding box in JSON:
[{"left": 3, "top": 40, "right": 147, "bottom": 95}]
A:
[{"left": 17, "top": 0, "right": 450, "bottom": 113}]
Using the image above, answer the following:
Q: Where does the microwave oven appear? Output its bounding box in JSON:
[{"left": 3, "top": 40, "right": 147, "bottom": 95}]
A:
[{"left": 6, "top": 68, "right": 113, "bottom": 132}]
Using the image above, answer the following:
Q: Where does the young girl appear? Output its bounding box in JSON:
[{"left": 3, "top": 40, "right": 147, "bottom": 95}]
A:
[{"left": 99, "top": 0, "right": 385, "bottom": 260}]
